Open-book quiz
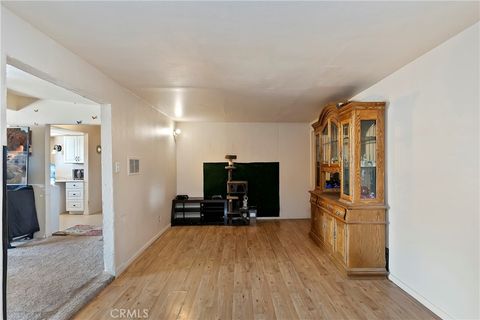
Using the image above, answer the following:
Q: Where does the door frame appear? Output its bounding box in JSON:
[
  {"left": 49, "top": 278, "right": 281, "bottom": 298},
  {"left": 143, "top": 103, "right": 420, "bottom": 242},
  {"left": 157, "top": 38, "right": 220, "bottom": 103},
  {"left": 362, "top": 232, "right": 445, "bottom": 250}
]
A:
[{"left": 0, "top": 57, "right": 116, "bottom": 316}]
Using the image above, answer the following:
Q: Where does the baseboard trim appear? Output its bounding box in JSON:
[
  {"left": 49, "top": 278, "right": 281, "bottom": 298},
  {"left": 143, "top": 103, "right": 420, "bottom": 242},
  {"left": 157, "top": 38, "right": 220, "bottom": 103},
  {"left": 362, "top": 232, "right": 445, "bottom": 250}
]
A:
[
  {"left": 257, "top": 217, "right": 309, "bottom": 220},
  {"left": 115, "top": 223, "right": 171, "bottom": 276},
  {"left": 388, "top": 273, "right": 451, "bottom": 319}
]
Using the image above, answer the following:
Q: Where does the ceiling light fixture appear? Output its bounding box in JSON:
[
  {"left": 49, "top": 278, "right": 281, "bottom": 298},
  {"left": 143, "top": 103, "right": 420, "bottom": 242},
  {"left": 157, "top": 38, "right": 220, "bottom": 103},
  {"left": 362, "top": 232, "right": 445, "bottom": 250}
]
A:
[{"left": 174, "top": 92, "right": 183, "bottom": 118}]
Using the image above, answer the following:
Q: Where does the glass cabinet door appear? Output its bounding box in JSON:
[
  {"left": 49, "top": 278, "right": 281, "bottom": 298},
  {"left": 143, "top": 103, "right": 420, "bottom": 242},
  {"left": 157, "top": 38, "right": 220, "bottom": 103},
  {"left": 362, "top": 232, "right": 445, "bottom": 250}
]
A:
[
  {"left": 360, "top": 120, "right": 377, "bottom": 199},
  {"left": 342, "top": 123, "right": 350, "bottom": 196},
  {"left": 315, "top": 133, "right": 320, "bottom": 187},
  {"left": 321, "top": 125, "right": 329, "bottom": 164},
  {"left": 330, "top": 122, "right": 339, "bottom": 164}
]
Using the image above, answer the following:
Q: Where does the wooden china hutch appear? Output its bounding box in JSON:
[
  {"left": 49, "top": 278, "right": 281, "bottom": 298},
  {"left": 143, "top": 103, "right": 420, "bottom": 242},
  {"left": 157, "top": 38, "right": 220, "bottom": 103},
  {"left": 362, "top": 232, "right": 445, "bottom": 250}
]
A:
[{"left": 309, "top": 101, "right": 388, "bottom": 277}]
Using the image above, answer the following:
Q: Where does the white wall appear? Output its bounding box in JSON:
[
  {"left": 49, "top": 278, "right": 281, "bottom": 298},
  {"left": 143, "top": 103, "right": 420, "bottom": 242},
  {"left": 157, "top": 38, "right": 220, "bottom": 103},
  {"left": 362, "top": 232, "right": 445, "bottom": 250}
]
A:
[
  {"left": 1, "top": 8, "right": 177, "bottom": 276},
  {"left": 352, "top": 22, "right": 479, "bottom": 319},
  {"left": 27, "top": 125, "right": 47, "bottom": 238},
  {"left": 176, "top": 122, "right": 310, "bottom": 219}
]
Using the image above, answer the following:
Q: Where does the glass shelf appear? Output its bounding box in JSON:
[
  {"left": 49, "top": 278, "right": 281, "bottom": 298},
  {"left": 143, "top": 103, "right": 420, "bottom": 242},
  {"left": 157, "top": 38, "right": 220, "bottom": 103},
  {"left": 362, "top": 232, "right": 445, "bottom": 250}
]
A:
[
  {"left": 330, "top": 122, "right": 339, "bottom": 164},
  {"left": 342, "top": 123, "right": 350, "bottom": 196},
  {"left": 360, "top": 120, "right": 377, "bottom": 199},
  {"left": 321, "top": 125, "right": 329, "bottom": 163},
  {"left": 315, "top": 133, "right": 320, "bottom": 187}
]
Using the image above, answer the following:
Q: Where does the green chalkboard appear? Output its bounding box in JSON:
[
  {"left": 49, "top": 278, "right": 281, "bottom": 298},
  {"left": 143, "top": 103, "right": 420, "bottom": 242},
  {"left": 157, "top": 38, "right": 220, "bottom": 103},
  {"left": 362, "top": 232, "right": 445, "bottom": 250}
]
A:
[{"left": 203, "top": 162, "right": 279, "bottom": 217}]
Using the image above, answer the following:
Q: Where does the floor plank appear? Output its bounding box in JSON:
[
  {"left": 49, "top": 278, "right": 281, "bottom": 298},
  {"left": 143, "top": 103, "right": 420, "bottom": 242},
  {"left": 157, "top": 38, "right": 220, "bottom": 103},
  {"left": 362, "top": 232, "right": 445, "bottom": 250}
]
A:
[{"left": 73, "top": 220, "right": 439, "bottom": 320}]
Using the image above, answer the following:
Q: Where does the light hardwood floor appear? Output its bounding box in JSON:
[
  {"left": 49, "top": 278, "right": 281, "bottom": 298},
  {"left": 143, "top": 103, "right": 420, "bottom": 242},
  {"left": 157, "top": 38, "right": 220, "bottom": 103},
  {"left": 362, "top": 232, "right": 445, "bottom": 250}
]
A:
[{"left": 74, "top": 220, "right": 438, "bottom": 320}]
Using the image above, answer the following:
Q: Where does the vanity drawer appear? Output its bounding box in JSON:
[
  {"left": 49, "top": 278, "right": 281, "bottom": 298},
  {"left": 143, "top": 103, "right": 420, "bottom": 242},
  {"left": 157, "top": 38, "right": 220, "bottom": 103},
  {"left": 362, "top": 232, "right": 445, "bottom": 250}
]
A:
[
  {"left": 67, "top": 189, "right": 83, "bottom": 199},
  {"left": 66, "top": 182, "right": 83, "bottom": 190},
  {"left": 66, "top": 200, "right": 84, "bottom": 211}
]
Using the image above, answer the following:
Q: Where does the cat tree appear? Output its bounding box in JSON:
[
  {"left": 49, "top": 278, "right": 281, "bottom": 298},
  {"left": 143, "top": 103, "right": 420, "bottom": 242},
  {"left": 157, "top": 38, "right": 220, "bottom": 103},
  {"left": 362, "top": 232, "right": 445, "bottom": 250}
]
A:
[{"left": 225, "top": 155, "right": 249, "bottom": 224}]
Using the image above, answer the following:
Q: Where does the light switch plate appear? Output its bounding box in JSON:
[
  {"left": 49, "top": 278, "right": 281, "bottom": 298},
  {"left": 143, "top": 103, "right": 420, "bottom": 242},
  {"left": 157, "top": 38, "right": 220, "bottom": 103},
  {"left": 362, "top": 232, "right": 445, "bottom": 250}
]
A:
[{"left": 115, "top": 161, "right": 121, "bottom": 173}]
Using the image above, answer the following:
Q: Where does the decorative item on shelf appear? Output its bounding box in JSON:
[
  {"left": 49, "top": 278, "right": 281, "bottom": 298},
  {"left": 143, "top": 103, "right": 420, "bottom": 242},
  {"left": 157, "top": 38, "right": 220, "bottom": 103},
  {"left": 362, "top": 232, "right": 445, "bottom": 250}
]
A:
[
  {"left": 242, "top": 195, "right": 248, "bottom": 209},
  {"left": 361, "top": 185, "right": 370, "bottom": 197},
  {"left": 325, "top": 172, "right": 340, "bottom": 189}
]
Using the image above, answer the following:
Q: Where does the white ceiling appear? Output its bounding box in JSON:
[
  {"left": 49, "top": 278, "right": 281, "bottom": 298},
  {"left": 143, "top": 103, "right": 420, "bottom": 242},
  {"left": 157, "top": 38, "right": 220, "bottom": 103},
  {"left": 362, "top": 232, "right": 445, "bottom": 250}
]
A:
[
  {"left": 6, "top": 65, "right": 96, "bottom": 105},
  {"left": 6, "top": 65, "right": 101, "bottom": 126},
  {"left": 3, "top": 1, "right": 479, "bottom": 122},
  {"left": 7, "top": 99, "right": 101, "bottom": 126},
  {"left": 50, "top": 127, "right": 85, "bottom": 137}
]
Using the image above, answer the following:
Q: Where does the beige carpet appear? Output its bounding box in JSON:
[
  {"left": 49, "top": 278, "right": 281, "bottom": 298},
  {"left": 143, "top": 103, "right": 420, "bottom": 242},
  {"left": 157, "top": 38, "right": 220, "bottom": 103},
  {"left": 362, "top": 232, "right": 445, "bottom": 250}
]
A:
[{"left": 7, "top": 235, "right": 113, "bottom": 320}]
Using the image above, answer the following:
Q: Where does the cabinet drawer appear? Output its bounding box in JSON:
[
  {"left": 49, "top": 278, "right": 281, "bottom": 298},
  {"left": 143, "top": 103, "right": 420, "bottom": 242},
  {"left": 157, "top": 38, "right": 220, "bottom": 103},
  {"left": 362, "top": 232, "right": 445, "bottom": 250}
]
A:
[
  {"left": 317, "top": 198, "right": 325, "bottom": 207},
  {"left": 321, "top": 201, "right": 346, "bottom": 219},
  {"left": 67, "top": 201, "right": 84, "bottom": 211},
  {"left": 333, "top": 205, "right": 346, "bottom": 219},
  {"left": 67, "top": 189, "right": 83, "bottom": 199},
  {"left": 66, "top": 182, "right": 83, "bottom": 190},
  {"left": 324, "top": 202, "right": 334, "bottom": 212}
]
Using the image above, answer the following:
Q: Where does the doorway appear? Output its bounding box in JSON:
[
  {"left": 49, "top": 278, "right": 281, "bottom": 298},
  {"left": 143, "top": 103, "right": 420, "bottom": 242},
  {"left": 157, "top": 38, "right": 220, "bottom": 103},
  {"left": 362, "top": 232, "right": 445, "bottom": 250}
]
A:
[
  {"left": 2, "top": 62, "right": 114, "bottom": 319},
  {"left": 49, "top": 125, "right": 103, "bottom": 237}
]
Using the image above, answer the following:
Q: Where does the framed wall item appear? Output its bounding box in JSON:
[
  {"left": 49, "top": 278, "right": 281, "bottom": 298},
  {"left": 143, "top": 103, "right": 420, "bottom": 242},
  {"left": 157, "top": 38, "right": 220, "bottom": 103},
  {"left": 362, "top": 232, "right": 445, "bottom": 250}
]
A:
[{"left": 6, "top": 127, "right": 30, "bottom": 185}]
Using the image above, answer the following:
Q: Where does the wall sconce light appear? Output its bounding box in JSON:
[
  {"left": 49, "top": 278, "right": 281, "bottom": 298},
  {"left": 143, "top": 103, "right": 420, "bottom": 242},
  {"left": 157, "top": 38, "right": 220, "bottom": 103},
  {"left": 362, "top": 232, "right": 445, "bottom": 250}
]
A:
[
  {"left": 173, "top": 128, "right": 182, "bottom": 137},
  {"left": 52, "top": 144, "right": 62, "bottom": 154}
]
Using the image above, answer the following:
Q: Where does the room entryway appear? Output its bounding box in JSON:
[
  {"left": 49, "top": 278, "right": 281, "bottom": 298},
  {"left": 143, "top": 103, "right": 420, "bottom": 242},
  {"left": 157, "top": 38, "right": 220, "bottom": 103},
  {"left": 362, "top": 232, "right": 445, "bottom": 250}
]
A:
[{"left": 4, "top": 63, "right": 114, "bottom": 320}]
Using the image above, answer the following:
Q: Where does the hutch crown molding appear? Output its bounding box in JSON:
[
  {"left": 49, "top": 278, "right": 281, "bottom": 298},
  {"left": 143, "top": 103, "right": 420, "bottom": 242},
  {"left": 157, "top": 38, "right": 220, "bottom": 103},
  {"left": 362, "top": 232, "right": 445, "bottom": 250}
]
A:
[{"left": 309, "top": 101, "right": 388, "bottom": 278}]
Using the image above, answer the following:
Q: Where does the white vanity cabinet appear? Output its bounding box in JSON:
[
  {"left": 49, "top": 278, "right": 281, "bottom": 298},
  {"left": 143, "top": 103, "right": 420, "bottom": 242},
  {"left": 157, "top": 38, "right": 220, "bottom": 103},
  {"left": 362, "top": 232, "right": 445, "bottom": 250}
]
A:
[
  {"left": 64, "top": 135, "right": 85, "bottom": 164},
  {"left": 66, "top": 181, "right": 84, "bottom": 213}
]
